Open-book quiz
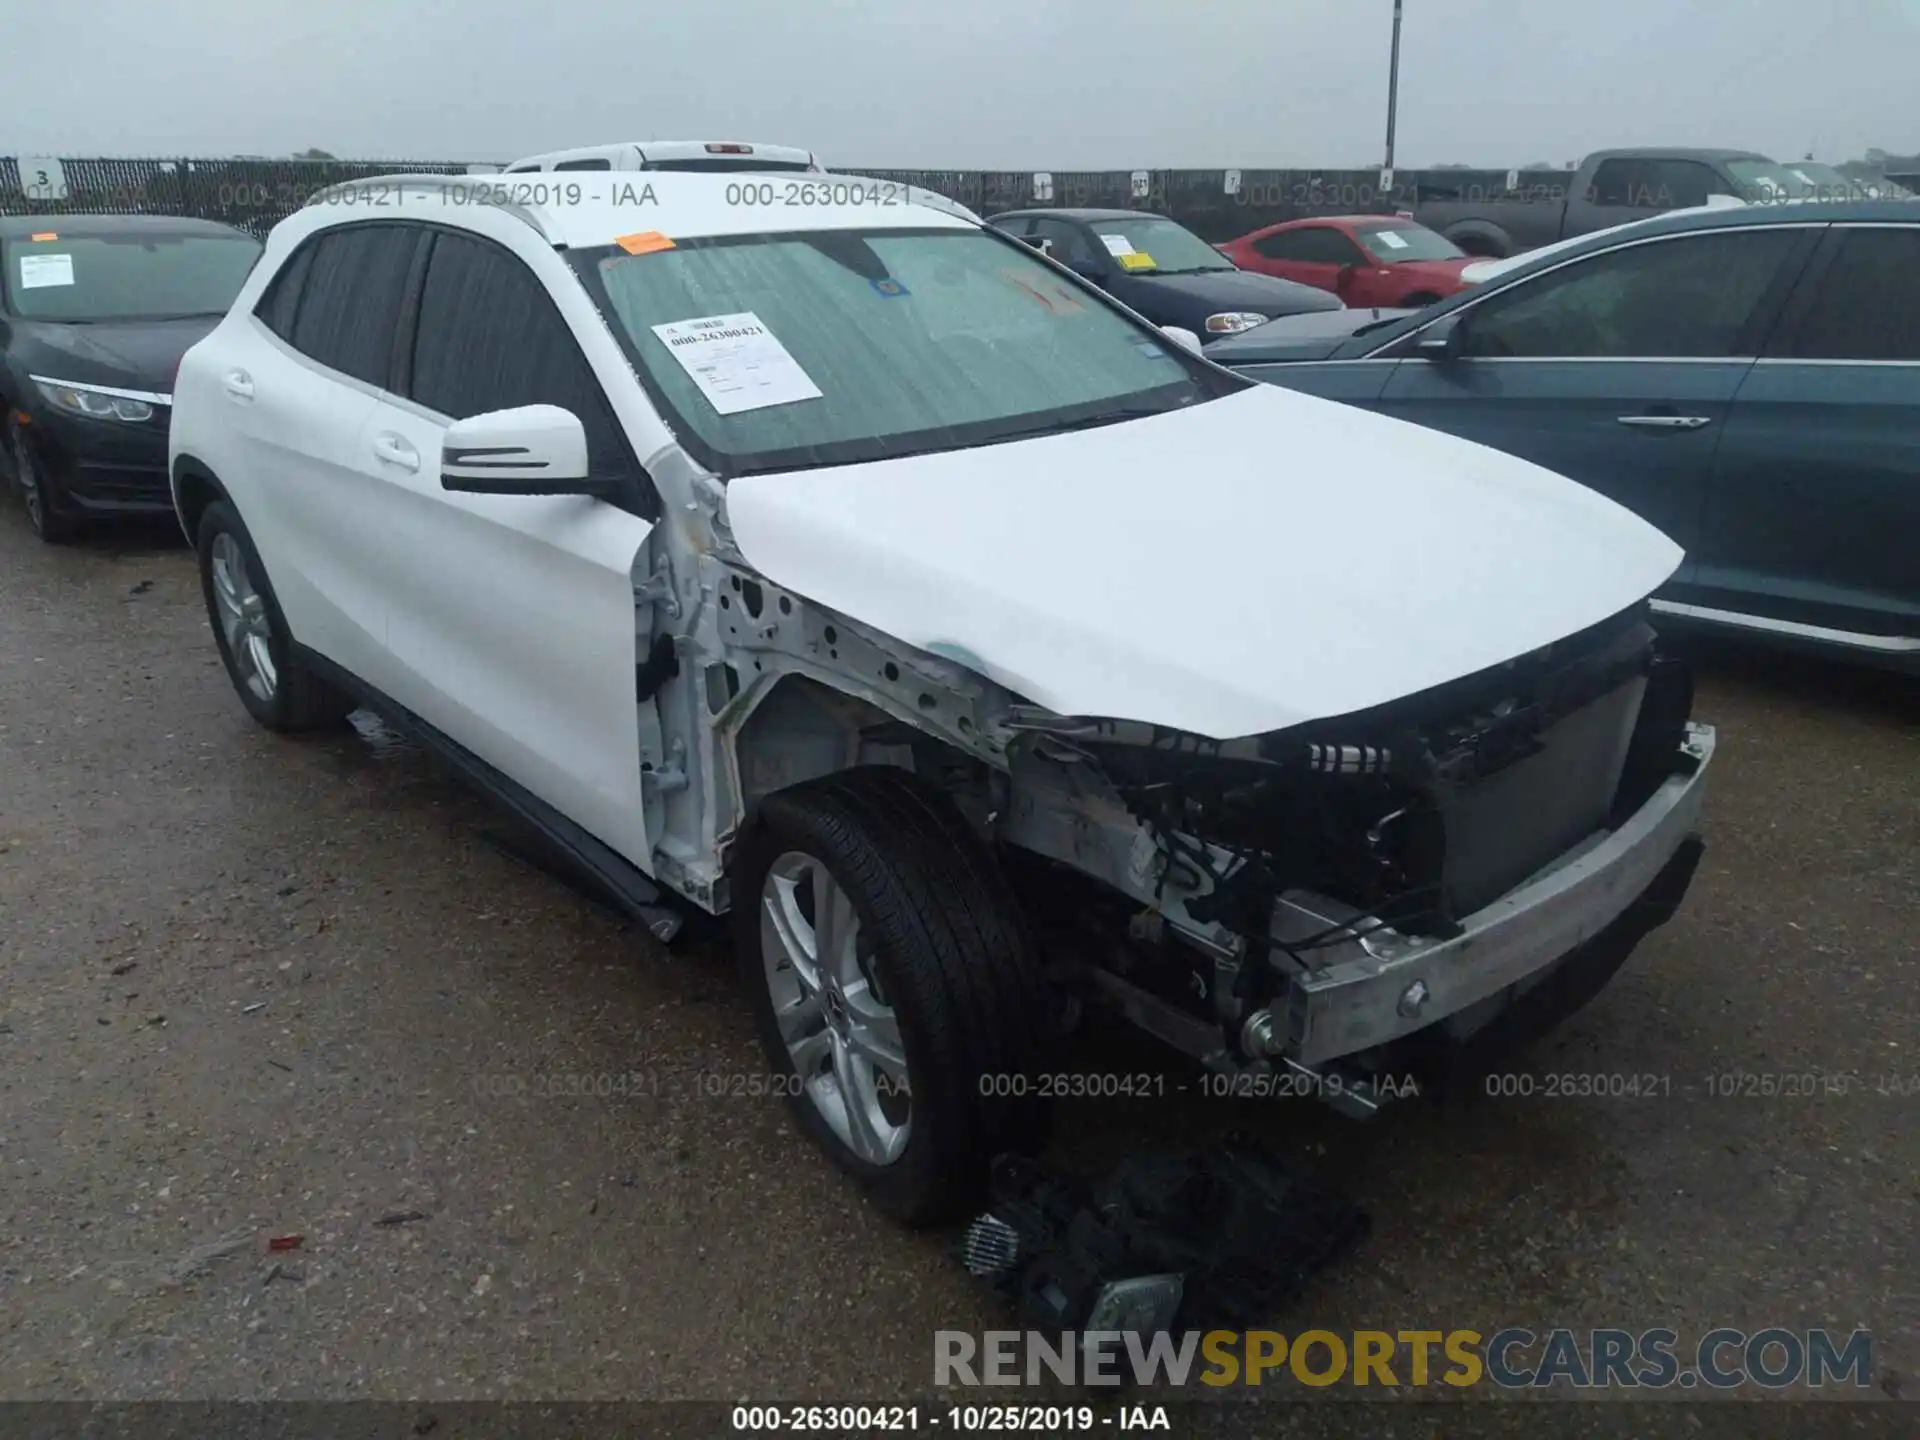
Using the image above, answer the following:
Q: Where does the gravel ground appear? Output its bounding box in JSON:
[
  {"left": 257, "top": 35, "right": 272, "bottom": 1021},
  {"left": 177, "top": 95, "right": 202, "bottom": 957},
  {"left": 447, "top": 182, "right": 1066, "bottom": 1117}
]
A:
[{"left": 0, "top": 506, "right": 1913, "bottom": 1434}]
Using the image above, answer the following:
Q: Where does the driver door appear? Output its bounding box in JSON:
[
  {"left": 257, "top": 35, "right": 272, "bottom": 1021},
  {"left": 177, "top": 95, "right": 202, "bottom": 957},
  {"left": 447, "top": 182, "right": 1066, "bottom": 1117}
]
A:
[
  {"left": 360, "top": 227, "right": 662, "bottom": 869},
  {"left": 1373, "top": 224, "right": 1818, "bottom": 576}
]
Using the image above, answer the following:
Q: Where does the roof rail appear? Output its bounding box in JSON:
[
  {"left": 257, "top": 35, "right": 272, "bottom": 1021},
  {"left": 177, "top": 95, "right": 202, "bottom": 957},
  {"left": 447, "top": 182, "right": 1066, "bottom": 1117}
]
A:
[
  {"left": 301, "top": 173, "right": 557, "bottom": 241},
  {"left": 818, "top": 172, "right": 982, "bottom": 224}
]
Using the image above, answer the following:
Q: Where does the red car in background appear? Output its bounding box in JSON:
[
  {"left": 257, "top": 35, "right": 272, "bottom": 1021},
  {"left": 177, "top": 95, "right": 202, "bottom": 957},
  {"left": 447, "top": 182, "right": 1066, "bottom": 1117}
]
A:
[{"left": 1218, "top": 215, "right": 1476, "bottom": 308}]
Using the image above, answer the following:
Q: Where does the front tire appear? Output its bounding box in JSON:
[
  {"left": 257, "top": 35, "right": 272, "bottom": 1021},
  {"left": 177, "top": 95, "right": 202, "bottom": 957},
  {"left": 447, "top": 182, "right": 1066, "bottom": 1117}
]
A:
[
  {"left": 734, "top": 765, "right": 1053, "bottom": 1226},
  {"left": 8, "top": 423, "right": 80, "bottom": 544},
  {"left": 1401, "top": 291, "right": 1444, "bottom": 308},
  {"left": 195, "top": 499, "right": 354, "bottom": 732}
]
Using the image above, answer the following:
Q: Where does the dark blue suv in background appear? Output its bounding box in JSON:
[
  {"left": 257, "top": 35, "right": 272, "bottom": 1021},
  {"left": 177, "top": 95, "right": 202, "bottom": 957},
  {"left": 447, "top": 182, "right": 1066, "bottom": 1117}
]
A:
[
  {"left": 1207, "top": 201, "right": 1920, "bottom": 670},
  {"left": 988, "top": 207, "right": 1340, "bottom": 341}
]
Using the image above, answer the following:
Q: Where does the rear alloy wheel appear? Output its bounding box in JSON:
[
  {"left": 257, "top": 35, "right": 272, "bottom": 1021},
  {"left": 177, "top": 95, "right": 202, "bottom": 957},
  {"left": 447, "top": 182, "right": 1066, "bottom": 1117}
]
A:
[
  {"left": 8, "top": 425, "right": 79, "bottom": 543},
  {"left": 195, "top": 499, "right": 355, "bottom": 732},
  {"left": 735, "top": 765, "right": 1053, "bottom": 1225}
]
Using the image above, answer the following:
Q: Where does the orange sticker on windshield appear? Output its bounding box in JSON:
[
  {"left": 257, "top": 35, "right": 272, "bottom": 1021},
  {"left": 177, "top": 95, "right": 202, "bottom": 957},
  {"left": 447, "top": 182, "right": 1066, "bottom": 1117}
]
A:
[
  {"left": 29, "top": 232, "right": 58, "bottom": 242},
  {"left": 615, "top": 231, "right": 675, "bottom": 255}
]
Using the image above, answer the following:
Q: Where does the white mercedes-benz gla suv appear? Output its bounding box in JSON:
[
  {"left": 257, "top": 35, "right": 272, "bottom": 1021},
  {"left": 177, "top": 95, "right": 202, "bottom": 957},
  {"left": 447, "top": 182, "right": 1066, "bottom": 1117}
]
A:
[{"left": 170, "top": 172, "right": 1714, "bottom": 1224}]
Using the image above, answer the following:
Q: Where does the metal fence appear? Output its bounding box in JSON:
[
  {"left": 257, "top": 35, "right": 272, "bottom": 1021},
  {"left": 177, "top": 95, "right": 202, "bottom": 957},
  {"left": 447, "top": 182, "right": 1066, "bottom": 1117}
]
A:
[
  {"left": 0, "top": 157, "right": 482, "bottom": 238},
  {"left": 4, "top": 154, "right": 1587, "bottom": 240}
]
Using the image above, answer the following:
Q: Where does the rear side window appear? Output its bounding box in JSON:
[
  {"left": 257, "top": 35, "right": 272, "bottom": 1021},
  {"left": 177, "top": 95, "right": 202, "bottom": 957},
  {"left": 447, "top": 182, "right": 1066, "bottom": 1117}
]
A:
[
  {"left": 254, "top": 241, "right": 315, "bottom": 340},
  {"left": 285, "top": 225, "right": 421, "bottom": 386},
  {"left": 1779, "top": 228, "right": 1920, "bottom": 362},
  {"left": 407, "top": 230, "right": 632, "bottom": 479},
  {"left": 552, "top": 158, "right": 611, "bottom": 171}
]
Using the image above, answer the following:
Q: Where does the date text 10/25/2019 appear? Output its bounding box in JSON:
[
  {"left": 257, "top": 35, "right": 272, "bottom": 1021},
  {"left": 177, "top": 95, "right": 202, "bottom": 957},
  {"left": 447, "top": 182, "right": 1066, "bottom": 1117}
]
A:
[
  {"left": 304, "top": 179, "right": 924, "bottom": 211},
  {"left": 731, "top": 1405, "right": 1168, "bottom": 1432}
]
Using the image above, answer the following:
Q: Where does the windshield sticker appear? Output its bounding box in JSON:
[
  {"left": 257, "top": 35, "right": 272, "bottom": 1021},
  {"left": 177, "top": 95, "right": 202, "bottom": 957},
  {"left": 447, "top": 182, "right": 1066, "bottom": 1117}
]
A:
[
  {"left": 1376, "top": 230, "right": 1410, "bottom": 250},
  {"left": 18, "top": 253, "right": 74, "bottom": 289},
  {"left": 1099, "top": 233, "right": 1137, "bottom": 257},
  {"left": 1117, "top": 251, "right": 1157, "bottom": 271},
  {"left": 869, "top": 277, "right": 910, "bottom": 298},
  {"left": 615, "top": 231, "right": 675, "bottom": 255},
  {"left": 648, "top": 311, "right": 822, "bottom": 416}
]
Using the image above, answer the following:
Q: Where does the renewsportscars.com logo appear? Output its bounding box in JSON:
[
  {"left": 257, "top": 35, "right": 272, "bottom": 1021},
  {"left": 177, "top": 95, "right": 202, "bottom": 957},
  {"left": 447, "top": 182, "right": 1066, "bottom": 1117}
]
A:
[{"left": 934, "top": 1327, "right": 1878, "bottom": 1391}]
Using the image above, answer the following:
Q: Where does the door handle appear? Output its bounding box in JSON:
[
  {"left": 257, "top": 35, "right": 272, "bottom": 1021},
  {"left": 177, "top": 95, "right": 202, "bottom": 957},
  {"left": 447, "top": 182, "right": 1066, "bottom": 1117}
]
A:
[
  {"left": 371, "top": 433, "right": 420, "bottom": 472},
  {"left": 1617, "top": 414, "right": 1711, "bottom": 430},
  {"left": 221, "top": 370, "right": 254, "bottom": 401}
]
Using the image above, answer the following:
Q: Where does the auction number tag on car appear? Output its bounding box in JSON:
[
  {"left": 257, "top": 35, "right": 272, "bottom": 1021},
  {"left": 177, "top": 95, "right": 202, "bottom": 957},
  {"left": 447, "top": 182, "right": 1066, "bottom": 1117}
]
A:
[
  {"left": 1099, "top": 233, "right": 1137, "bottom": 257},
  {"left": 1117, "top": 251, "right": 1157, "bottom": 271},
  {"left": 18, "top": 253, "right": 74, "bottom": 289},
  {"left": 648, "top": 311, "right": 822, "bottom": 416}
]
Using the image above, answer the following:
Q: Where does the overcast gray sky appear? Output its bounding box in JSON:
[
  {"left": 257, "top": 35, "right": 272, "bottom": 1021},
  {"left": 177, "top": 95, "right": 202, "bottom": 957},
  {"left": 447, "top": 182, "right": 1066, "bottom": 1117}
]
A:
[{"left": 4, "top": 0, "right": 1913, "bottom": 168}]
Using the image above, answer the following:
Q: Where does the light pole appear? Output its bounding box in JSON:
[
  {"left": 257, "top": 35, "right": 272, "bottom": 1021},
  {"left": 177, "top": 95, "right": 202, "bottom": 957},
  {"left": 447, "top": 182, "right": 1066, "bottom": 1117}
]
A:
[{"left": 1383, "top": 0, "right": 1405, "bottom": 180}]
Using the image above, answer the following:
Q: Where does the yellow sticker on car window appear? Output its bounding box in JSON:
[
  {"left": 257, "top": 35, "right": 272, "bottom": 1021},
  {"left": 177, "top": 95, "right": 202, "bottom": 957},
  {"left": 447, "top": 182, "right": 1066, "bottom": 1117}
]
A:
[{"left": 1117, "top": 251, "right": 1157, "bottom": 271}]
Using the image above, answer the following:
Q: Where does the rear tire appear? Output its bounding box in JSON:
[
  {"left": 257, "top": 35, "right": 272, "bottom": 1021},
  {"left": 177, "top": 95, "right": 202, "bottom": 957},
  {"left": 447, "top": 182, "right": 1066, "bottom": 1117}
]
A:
[
  {"left": 1401, "top": 291, "right": 1444, "bottom": 307},
  {"left": 195, "top": 499, "right": 355, "bottom": 732},
  {"left": 734, "top": 765, "right": 1053, "bottom": 1226}
]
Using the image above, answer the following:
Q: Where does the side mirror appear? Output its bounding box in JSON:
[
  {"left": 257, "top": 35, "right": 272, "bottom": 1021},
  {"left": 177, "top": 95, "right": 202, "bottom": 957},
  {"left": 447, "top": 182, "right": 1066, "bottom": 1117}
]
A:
[
  {"left": 1334, "top": 263, "right": 1359, "bottom": 293},
  {"left": 440, "top": 405, "right": 611, "bottom": 497},
  {"left": 1413, "top": 311, "right": 1466, "bottom": 361},
  {"left": 1066, "top": 259, "right": 1105, "bottom": 283},
  {"left": 1161, "top": 325, "right": 1203, "bottom": 354}
]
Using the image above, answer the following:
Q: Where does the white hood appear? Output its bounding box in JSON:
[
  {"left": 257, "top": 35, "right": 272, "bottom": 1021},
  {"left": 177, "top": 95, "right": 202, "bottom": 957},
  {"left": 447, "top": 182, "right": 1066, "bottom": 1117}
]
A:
[{"left": 725, "top": 385, "right": 1682, "bottom": 739}]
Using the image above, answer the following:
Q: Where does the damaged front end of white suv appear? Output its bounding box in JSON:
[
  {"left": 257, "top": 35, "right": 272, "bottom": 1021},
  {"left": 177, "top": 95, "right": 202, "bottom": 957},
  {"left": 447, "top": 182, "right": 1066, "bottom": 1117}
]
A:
[
  {"left": 630, "top": 387, "right": 1713, "bottom": 1212},
  {"left": 983, "top": 604, "right": 1710, "bottom": 1111}
]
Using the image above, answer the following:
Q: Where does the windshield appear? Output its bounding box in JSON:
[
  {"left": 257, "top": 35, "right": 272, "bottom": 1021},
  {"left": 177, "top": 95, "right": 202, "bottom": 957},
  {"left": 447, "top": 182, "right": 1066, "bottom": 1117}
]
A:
[
  {"left": 1723, "top": 161, "right": 1824, "bottom": 203},
  {"left": 1084, "top": 216, "right": 1235, "bottom": 274},
  {"left": 1354, "top": 224, "right": 1464, "bottom": 262},
  {"left": 3, "top": 232, "right": 260, "bottom": 322},
  {"left": 574, "top": 226, "right": 1237, "bottom": 477},
  {"left": 1776, "top": 162, "right": 1913, "bottom": 200}
]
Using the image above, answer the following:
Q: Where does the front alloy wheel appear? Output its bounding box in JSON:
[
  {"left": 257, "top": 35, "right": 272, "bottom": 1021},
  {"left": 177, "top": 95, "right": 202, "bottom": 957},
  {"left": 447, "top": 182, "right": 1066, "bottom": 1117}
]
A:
[
  {"left": 735, "top": 766, "right": 1053, "bottom": 1226},
  {"left": 761, "top": 850, "right": 912, "bottom": 1165}
]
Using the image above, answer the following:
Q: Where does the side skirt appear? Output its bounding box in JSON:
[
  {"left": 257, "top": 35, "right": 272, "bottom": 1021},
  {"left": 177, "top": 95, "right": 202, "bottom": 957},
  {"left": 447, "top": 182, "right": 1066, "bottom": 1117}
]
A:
[{"left": 295, "top": 644, "right": 689, "bottom": 942}]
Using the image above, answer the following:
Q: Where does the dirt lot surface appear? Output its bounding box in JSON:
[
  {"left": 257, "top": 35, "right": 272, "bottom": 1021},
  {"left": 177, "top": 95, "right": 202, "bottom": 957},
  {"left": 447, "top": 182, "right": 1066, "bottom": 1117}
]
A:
[{"left": 1, "top": 510, "right": 1913, "bottom": 1435}]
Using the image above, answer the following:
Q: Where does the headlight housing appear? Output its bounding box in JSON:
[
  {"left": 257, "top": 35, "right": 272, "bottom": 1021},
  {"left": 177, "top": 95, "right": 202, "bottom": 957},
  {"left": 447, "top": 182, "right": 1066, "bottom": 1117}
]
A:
[
  {"left": 33, "top": 378, "right": 159, "bottom": 423},
  {"left": 1204, "top": 311, "right": 1269, "bottom": 335}
]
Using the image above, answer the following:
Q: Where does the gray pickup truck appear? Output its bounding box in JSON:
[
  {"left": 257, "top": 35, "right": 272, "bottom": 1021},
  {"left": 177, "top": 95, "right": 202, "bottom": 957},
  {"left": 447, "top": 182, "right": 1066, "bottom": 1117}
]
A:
[{"left": 1413, "top": 147, "right": 1807, "bottom": 258}]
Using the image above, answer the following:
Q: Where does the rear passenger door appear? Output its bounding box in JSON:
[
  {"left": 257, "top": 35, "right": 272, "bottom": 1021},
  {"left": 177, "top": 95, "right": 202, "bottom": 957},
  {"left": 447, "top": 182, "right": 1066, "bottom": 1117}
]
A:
[
  {"left": 1693, "top": 224, "right": 1920, "bottom": 646},
  {"left": 237, "top": 221, "right": 425, "bottom": 695},
  {"left": 360, "top": 226, "right": 662, "bottom": 869}
]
